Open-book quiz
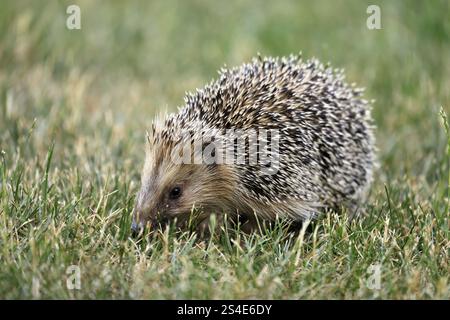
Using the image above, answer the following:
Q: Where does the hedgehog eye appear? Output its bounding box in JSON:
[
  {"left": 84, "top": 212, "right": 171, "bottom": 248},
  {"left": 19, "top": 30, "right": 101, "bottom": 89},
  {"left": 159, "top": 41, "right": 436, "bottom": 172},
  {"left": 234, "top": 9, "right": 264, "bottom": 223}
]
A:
[{"left": 169, "top": 186, "right": 182, "bottom": 200}]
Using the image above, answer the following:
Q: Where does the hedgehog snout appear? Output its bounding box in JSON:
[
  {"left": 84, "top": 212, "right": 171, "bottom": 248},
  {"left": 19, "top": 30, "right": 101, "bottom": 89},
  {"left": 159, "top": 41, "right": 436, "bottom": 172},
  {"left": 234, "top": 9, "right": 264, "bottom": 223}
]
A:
[
  {"left": 130, "top": 220, "right": 144, "bottom": 238},
  {"left": 132, "top": 197, "right": 164, "bottom": 237},
  {"left": 131, "top": 205, "right": 146, "bottom": 237},
  {"left": 131, "top": 210, "right": 161, "bottom": 237},
  {"left": 131, "top": 198, "right": 153, "bottom": 237}
]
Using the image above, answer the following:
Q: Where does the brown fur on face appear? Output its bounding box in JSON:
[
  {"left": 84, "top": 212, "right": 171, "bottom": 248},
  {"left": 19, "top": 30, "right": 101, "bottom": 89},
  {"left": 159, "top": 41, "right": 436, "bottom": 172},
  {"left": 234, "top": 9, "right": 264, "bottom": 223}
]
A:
[{"left": 133, "top": 128, "right": 238, "bottom": 232}]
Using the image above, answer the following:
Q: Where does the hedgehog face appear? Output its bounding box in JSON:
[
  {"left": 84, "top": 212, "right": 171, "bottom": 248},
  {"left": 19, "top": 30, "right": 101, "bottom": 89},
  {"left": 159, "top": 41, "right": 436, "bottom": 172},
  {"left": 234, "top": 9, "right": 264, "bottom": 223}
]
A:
[{"left": 132, "top": 138, "right": 237, "bottom": 236}]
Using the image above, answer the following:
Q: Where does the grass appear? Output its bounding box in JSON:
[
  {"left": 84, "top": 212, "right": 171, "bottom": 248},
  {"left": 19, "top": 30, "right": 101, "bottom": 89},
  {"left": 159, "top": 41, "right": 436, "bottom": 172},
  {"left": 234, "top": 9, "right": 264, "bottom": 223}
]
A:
[{"left": 0, "top": 0, "right": 449, "bottom": 299}]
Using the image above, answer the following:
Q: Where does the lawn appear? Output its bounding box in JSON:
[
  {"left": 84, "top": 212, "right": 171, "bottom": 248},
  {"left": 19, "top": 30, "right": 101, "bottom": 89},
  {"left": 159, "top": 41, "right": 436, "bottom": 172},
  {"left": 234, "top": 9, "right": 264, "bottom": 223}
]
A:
[{"left": 0, "top": 0, "right": 448, "bottom": 299}]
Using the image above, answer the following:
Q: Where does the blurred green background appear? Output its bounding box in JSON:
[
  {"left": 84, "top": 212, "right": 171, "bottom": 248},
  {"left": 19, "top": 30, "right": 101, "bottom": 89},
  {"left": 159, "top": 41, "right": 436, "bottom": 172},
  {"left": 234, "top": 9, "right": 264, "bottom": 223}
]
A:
[
  {"left": 0, "top": 0, "right": 448, "bottom": 299},
  {"left": 1, "top": 0, "right": 449, "bottom": 178}
]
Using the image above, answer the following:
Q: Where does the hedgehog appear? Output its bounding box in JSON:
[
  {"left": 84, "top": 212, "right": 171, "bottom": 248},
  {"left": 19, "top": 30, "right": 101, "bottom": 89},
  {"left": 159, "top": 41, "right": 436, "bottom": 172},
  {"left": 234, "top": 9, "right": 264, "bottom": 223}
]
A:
[{"left": 132, "top": 55, "right": 375, "bottom": 236}]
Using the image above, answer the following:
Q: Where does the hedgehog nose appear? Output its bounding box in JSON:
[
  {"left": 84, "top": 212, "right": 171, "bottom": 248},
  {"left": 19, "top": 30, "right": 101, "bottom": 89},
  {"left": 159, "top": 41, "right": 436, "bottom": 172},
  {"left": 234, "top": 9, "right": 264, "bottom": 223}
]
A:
[{"left": 131, "top": 220, "right": 143, "bottom": 238}]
